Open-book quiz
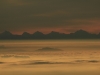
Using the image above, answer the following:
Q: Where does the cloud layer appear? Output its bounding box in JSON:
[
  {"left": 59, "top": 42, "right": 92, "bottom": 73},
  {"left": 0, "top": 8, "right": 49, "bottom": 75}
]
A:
[{"left": 0, "top": 59, "right": 99, "bottom": 65}]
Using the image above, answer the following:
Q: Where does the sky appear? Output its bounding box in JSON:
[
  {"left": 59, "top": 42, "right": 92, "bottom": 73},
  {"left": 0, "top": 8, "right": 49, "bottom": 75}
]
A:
[{"left": 0, "top": 0, "right": 100, "bottom": 34}]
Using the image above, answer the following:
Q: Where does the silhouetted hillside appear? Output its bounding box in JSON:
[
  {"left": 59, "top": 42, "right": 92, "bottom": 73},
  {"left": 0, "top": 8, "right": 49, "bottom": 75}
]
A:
[
  {"left": 21, "top": 32, "right": 31, "bottom": 39},
  {"left": 69, "top": 30, "right": 97, "bottom": 39},
  {"left": 0, "top": 31, "right": 14, "bottom": 39},
  {"left": 46, "top": 31, "right": 65, "bottom": 39},
  {"left": 32, "top": 31, "right": 45, "bottom": 39},
  {"left": 1, "top": 31, "right": 13, "bottom": 36},
  {"left": 74, "top": 29, "right": 90, "bottom": 35},
  {"left": 0, "top": 30, "right": 100, "bottom": 39}
]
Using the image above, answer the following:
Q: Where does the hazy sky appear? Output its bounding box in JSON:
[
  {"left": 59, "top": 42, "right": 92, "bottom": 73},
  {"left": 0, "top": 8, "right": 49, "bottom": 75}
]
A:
[{"left": 0, "top": 0, "right": 100, "bottom": 34}]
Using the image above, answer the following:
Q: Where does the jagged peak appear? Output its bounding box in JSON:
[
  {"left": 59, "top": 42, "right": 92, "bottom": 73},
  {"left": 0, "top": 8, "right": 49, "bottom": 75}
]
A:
[
  {"left": 33, "top": 31, "right": 44, "bottom": 35},
  {"left": 49, "top": 31, "right": 60, "bottom": 34},
  {"left": 22, "top": 32, "right": 30, "bottom": 35},
  {"left": 74, "top": 29, "right": 89, "bottom": 34},
  {"left": 1, "top": 31, "right": 12, "bottom": 35}
]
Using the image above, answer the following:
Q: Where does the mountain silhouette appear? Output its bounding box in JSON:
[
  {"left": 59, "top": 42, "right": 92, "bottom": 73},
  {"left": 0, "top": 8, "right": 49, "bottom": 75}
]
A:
[
  {"left": 21, "top": 32, "right": 31, "bottom": 39},
  {"left": 69, "top": 29, "right": 92, "bottom": 39},
  {"left": 1, "top": 31, "right": 13, "bottom": 36},
  {"left": 33, "top": 31, "right": 44, "bottom": 36},
  {"left": 32, "top": 31, "right": 45, "bottom": 39},
  {"left": 0, "top": 31, "right": 14, "bottom": 39},
  {"left": 74, "top": 29, "right": 90, "bottom": 35},
  {"left": 0, "top": 30, "right": 100, "bottom": 39},
  {"left": 22, "top": 32, "right": 31, "bottom": 36},
  {"left": 46, "top": 31, "right": 63, "bottom": 39}
]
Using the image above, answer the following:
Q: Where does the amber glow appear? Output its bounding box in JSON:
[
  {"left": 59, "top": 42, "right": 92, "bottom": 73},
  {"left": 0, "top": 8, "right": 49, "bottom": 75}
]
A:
[{"left": 0, "top": 40, "right": 100, "bottom": 75}]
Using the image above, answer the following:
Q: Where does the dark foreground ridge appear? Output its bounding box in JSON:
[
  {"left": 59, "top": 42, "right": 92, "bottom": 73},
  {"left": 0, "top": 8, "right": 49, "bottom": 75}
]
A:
[{"left": 0, "top": 30, "right": 100, "bottom": 39}]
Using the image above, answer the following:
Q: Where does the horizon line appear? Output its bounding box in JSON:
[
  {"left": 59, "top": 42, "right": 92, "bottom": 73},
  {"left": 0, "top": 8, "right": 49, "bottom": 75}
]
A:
[{"left": 0, "top": 29, "right": 100, "bottom": 35}]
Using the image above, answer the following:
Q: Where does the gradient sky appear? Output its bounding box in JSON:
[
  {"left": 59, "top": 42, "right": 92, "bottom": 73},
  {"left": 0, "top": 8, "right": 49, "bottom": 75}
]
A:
[{"left": 0, "top": 0, "right": 100, "bottom": 34}]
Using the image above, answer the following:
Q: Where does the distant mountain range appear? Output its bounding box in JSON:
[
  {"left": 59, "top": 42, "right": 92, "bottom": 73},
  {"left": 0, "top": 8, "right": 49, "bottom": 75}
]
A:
[{"left": 0, "top": 30, "right": 100, "bottom": 39}]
